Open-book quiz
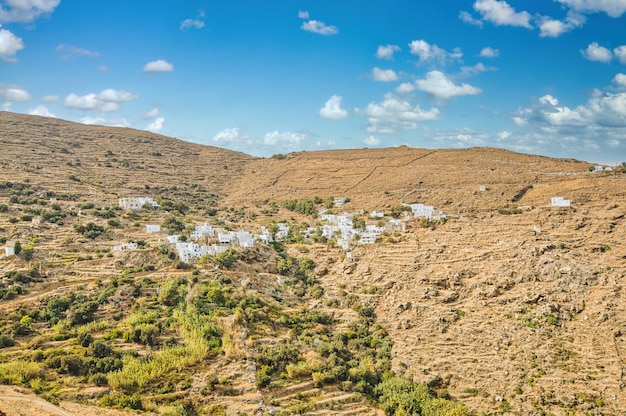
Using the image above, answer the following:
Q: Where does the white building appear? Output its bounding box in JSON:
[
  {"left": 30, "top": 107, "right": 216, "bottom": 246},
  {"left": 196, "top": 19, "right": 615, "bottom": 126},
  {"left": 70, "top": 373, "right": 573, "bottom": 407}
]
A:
[
  {"left": 175, "top": 242, "right": 228, "bottom": 263},
  {"left": 113, "top": 242, "right": 138, "bottom": 251},
  {"left": 551, "top": 196, "right": 571, "bottom": 207},
  {"left": 333, "top": 197, "right": 348, "bottom": 207},
  {"left": 259, "top": 227, "right": 273, "bottom": 244},
  {"left": 275, "top": 223, "right": 290, "bottom": 241},
  {"left": 370, "top": 211, "right": 385, "bottom": 218},
  {"left": 409, "top": 203, "right": 436, "bottom": 219},
  {"left": 190, "top": 222, "right": 214, "bottom": 240},
  {"left": 118, "top": 197, "right": 160, "bottom": 210},
  {"left": 146, "top": 224, "right": 161, "bottom": 233}
]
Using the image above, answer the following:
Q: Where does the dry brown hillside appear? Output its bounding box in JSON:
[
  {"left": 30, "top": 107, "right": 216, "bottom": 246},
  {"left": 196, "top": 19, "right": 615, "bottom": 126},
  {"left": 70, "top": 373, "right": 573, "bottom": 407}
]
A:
[{"left": 0, "top": 112, "right": 625, "bottom": 416}]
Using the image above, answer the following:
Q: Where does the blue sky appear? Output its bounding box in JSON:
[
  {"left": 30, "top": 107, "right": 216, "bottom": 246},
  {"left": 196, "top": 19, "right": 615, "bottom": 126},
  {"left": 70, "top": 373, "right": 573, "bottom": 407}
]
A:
[{"left": 2, "top": 0, "right": 626, "bottom": 163}]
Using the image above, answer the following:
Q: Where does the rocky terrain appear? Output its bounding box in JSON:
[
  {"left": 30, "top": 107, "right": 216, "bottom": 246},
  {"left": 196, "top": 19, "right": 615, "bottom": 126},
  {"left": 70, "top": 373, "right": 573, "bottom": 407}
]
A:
[{"left": 0, "top": 112, "right": 625, "bottom": 416}]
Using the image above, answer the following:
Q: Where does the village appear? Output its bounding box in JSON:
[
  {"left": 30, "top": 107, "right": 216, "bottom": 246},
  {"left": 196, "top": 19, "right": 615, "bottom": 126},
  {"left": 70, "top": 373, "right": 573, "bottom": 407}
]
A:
[{"left": 2, "top": 192, "right": 567, "bottom": 264}]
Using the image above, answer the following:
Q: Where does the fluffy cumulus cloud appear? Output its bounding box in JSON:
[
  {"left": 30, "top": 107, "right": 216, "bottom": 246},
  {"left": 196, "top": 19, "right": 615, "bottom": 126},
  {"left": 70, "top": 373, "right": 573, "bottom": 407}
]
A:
[
  {"left": 64, "top": 89, "right": 136, "bottom": 112},
  {"left": 538, "top": 12, "right": 585, "bottom": 37},
  {"left": 372, "top": 67, "right": 399, "bottom": 82},
  {"left": 376, "top": 44, "right": 401, "bottom": 60},
  {"left": 614, "top": 45, "right": 626, "bottom": 64},
  {"left": 29, "top": 104, "right": 55, "bottom": 117},
  {"left": 79, "top": 116, "right": 130, "bottom": 128},
  {"left": 480, "top": 47, "right": 499, "bottom": 58},
  {"left": 0, "top": 26, "right": 24, "bottom": 62},
  {"left": 56, "top": 44, "right": 99, "bottom": 60},
  {"left": 361, "top": 93, "right": 440, "bottom": 134},
  {"left": 396, "top": 82, "right": 415, "bottom": 94},
  {"left": 363, "top": 135, "right": 381, "bottom": 146},
  {"left": 146, "top": 117, "right": 165, "bottom": 132},
  {"left": 0, "top": 85, "right": 30, "bottom": 103},
  {"left": 614, "top": 73, "right": 626, "bottom": 88},
  {"left": 0, "top": 0, "right": 60, "bottom": 23},
  {"left": 300, "top": 20, "right": 338, "bottom": 35},
  {"left": 213, "top": 128, "right": 250, "bottom": 144},
  {"left": 409, "top": 39, "right": 462, "bottom": 65},
  {"left": 180, "top": 19, "right": 204, "bottom": 30},
  {"left": 512, "top": 88, "right": 626, "bottom": 159},
  {"left": 263, "top": 131, "right": 307, "bottom": 146},
  {"left": 555, "top": 0, "right": 626, "bottom": 18},
  {"left": 415, "top": 71, "right": 482, "bottom": 99},
  {"left": 319, "top": 95, "right": 348, "bottom": 119},
  {"left": 581, "top": 42, "right": 613, "bottom": 62},
  {"left": 298, "top": 10, "right": 309, "bottom": 19},
  {"left": 143, "top": 59, "right": 174, "bottom": 73},
  {"left": 472, "top": 0, "right": 532, "bottom": 28}
]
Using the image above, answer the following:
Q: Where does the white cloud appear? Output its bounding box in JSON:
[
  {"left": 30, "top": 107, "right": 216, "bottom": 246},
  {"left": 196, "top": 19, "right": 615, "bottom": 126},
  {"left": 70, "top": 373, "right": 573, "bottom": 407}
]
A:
[
  {"left": 0, "top": 0, "right": 60, "bottom": 23},
  {"left": 64, "top": 89, "right": 137, "bottom": 112},
  {"left": 515, "top": 91, "right": 626, "bottom": 128},
  {"left": 430, "top": 128, "right": 489, "bottom": 147},
  {"left": 180, "top": 19, "right": 204, "bottom": 30},
  {"left": 0, "top": 26, "right": 24, "bottom": 62},
  {"left": 319, "top": 95, "right": 348, "bottom": 119},
  {"left": 372, "top": 67, "right": 399, "bottom": 82},
  {"left": 146, "top": 117, "right": 165, "bottom": 132},
  {"left": 460, "top": 62, "right": 497, "bottom": 77},
  {"left": 364, "top": 135, "right": 381, "bottom": 146},
  {"left": 144, "top": 108, "right": 160, "bottom": 119},
  {"left": 415, "top": 71, "right": 482, "bottom": 99},
  {"left": 0, "top": 85, "right": 30, "bottom": 102},
  {"left": 480, "top": 47, "right": 499, "bottom": 58},
  {"left": 408, "top": 39, "right": 462, "bottom": 65},
  {"left": 97, "top": 88, "right": 136, "bottom": 102},
  {"left": 614, "top": 45, "right": 626, "bottom": 64},
  {"left": 65, "top": 93, "right": 98, "bottom": 110},
  {"left": 213, "top": 128, "right": 249, "bottom": 144},
  {"left": 473, "top": 0, "right": 532, "bottom": 28},
  {"left": 459, "top": 10, "right": 483, "bottom": 26},
  {"left": 538, "top": 12, "right": 585, "bottom": 37},
  {"left": 376, "top": 44, "right": 400, "bottom": 60},
  {"left": 301, "top": 20, "right": 339, "bottom": 35},
  {"left": 143, "top": 59, "right": 174, "bottom": 73},
  {"left": 298, "top": 10, "right": 309, "bottom": 19},
  {"left": 581, "top": 42, "right": 612, "bottom": 63},
  {"left": 263, "top": 131, "right": 307, "bottom": 146},
  {"left": 97, "top": 65, "right": 108, "bottom": 72},
  {"left": 361, "top": 93, "right": 440, "bottom": 133},
  {"left": 56, "top": 44, "right": 99, "bottom": 60},
  {"left": 555, "top": 0, "right": 626, "bottom": 18},
  {"left": 498, "top": 131, "right": 511, "bottom": 140},
  {"left": 42, "top": 95, "right": 58, "bottom": 103},
  {"left": 614, "top": 73, "right": 626, "bottom": 88},
  {"left": 29, "top": 104, "right": 55, "bottom": 117},
  {"left": 79, "top": 116, "right": 130, "bottom": 127},
  {"left": 396, "top": 82, "right": 415, "bottom": 94}
]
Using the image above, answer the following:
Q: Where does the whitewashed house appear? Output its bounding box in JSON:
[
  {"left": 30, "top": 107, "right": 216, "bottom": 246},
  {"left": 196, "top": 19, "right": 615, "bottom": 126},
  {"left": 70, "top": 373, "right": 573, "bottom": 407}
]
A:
[
  {"left": 217, "top": 230, "right": 233, "bottom": 244},
  {"left": 386, "top": 219, "right": 406, "bottom": 231},
  {"left": 370, "top": 211, "right": 385, "bottom": 218},
  {"left": 479, "top": 185, "right": 487, "bottom": 192},
  {"left": 337, "top": 238, "right": 351, "bottom": 250},
  {"left": 333, "top": 197, "right": 348, "bottom": 207},
  {"left": 190, "top": 222, "right": 214, "bottom": 240},
  {"left": 551, "top": 196, "right": 571, "bottom": 207},
  {"left": 167, "top": 235, "right": 180, "bottom": 244},
  {"left": 5, "top": 241, "right": 15, "bottom": 257},
  {"left": 409, "top": 203, "right": 436, "bottom": 219},
  {"left": 275, "top": 223, "right": 290, "bottom": 241},
  {"left": 175, "top": 242, "right": 228, "bottom": 263},
  {"left": 258, "top": 227, "right": 273, "bottom": 244},
  {"left": 113, "top": 242, "right": 138, "bottom": 251},
  {"left": 118, "top": 197, "right": 160, "bottom": 210},
  {"left": 232, "top": 231, "right": 256, "bottom": 248},
  {"left": 146, "top": 225, "right": 161, "bottom": 233}
]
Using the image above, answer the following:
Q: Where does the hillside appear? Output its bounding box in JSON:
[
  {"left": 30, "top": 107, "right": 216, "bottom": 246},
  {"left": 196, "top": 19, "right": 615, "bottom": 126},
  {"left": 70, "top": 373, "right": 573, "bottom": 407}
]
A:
[{"left": 0, "top": 112, "right": 625, "bottom": 416}]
